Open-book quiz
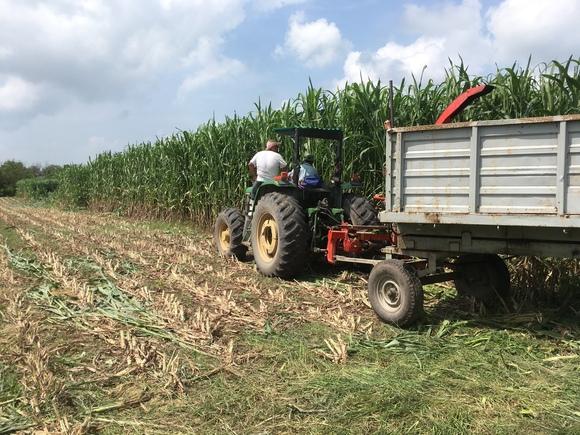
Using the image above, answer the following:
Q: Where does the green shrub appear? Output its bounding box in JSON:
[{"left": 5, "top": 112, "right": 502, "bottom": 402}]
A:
[
  {"left": 54, "top": 164, "right": 90, "bottom": 208},
  {"left": 16, "top": 178, "right": 59, "bottom": 201}
]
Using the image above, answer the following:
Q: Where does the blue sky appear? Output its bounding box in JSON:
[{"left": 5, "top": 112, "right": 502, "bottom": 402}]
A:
[{"left": 0, "top": 0, "right": 578, "bottom": 165}]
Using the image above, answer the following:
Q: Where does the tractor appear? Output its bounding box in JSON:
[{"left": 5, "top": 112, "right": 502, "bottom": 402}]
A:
[
  {"left": 214, "top": 127, "right": 382, "bottom": 278},
  {"left": 212, "top": 84, "right": 506, "bottom": 327}
]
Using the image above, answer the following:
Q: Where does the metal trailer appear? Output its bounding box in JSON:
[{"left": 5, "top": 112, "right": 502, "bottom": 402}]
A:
[{"left": 366, "top": 114, "right": 580, "bottom": 326}]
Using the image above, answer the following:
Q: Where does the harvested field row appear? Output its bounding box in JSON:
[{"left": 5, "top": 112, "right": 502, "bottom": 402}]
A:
[{"left": 0, "top": 197, "right": 578, "bottom": 433}]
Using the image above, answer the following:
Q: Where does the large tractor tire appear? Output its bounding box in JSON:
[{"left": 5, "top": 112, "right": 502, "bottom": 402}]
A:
[
  {"left": 214, "top": 208, "right": 247, "bottom": 260},
  {"left": 368, "top": 260, "right": 424, "bottom": 327},
  {"left": 251, "top": 192, "right": 309, "bottom": 278},
  {"left": 454, "top": 254, "right": 511, "bottom": 309},
  {"left": 342, "top": 194, "right": 379, "bottom": 225}
]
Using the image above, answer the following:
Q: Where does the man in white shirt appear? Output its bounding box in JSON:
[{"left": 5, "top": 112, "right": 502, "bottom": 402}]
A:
[
  {"left": 249, "top": 140, "right": 287, "bottom": 181},
  {"left": 248, "top": 140, "right": 287, "bottom": 198}
]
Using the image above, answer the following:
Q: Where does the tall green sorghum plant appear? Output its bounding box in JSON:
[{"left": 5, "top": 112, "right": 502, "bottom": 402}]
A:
[{"left": 56, "top": 59, "right": 580, "bottom": 224}]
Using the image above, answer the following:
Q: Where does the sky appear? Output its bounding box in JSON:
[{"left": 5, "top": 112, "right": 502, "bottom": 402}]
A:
[{"left": 0, "top": 0, "right": 579, "bottom": 166}]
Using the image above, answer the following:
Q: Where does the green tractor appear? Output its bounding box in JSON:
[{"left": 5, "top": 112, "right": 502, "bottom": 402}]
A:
[{"left": 214, "top": 127, "right": 379, "bottom": 278}]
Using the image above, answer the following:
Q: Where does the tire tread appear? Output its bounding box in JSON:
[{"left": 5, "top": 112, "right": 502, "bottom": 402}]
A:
[
  {"left": 214, "top": 207, "right": 247, "bottom": 259},
  {"left": 368, "top": 260, "right": 423, "bottom": 327},
  {"left": 251, "top": 192, "right": 309, "bottom": 278},
  {"left": 343, "top": 194, "right": 379, "bottom": 225}
]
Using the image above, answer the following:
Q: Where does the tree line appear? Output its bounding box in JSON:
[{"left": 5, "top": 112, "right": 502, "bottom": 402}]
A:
[{"left": 0, "top": 160, "right": 61, "bottom": 196}]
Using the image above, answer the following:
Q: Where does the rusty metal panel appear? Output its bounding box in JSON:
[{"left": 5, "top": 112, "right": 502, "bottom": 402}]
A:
[
  {"left": 468, "top": 126, "right": 480, "bottom": 212},
  {"left": 478, "top": 122, "right": 558, "bottom": 214},
  {"left": 399, "top": 127, "right": 471, "bottom": 213},
  {"left": 378, "top": 210, "right": 580, "bottom": 227},
  {"left": 394, "top": 133, "right": 402, "bottom": 212},
  {"left": 383, "top": 116, "right": 580, "bottom": 229},
  {"left": 567, "top": 120, "right": 580, "bottom": 213},
  {"left": 556, "top": 121, "right": 567, "bottom": 213},
  {"left": 384, "top": 130, "right": 392, "bottom": 211}
]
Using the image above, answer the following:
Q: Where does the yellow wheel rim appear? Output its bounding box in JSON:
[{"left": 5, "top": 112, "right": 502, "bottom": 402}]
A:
[
  {"left": 257, "top": 213, "right": 278, "bottom": 263},
  {"left": 218, "top": 221, "right": 230, "bottom": 253}
]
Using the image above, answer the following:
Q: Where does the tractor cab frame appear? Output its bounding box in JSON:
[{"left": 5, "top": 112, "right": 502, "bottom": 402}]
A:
[
  {"left": 216, "top": 126, "right": 381, "bottom": 279},
  {"left": 241, "top": 127, "right": 360, "bottom": 243}
]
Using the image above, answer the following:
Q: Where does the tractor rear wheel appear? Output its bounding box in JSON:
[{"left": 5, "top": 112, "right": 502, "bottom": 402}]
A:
[
  {"left": 368, "top": 260, "right": 424, "bottom": 327},
  {"left": 214, "top": 208, "right": 247, "bottom": 260},
  {"left": 454, "top": 254, "right": 511, "bottom": 309},
  {"left": 343, "top": 194, "right": 379, "bottom": 225},
  {"left": 251, "top": 192, "right": 308, "bottom": 278}
]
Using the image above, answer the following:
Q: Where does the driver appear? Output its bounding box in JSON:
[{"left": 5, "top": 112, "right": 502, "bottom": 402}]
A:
[{"left": 248, "top": 139, "right": 287, "bottom": 198}]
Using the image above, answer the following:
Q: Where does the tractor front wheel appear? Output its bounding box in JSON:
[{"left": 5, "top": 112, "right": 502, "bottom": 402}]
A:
[
  {"left": 368, "top": 260, "right": 423, "bottom": 327},
  {"left": 251, "top": 192, "right": 308, "bottom": 278},
  {"left": 214, "top": 208, "right": 247, "bottom": 260}
]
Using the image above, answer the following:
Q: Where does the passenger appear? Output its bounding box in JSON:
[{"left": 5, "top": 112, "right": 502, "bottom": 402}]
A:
[
  {"left": 248, "top": 139, "right": 287, "bottom": 198},
  {"left": 290, "top": 154, "right": 322, "bottom": 188}
]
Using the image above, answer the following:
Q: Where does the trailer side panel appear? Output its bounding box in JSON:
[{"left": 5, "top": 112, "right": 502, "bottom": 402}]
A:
[{"left": 381, "top": 116, "right": 580, "bottom": 229}]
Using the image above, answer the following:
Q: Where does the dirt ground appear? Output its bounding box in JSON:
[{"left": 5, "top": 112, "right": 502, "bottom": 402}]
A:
[{"left": 0, "top": 197, "right": 578, "bottom": 434}]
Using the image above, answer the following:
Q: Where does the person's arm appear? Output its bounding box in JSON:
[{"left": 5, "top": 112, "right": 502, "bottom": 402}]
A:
[
  {"left": 299, "top": 165, "right": 306, "bottom": 182},
  {"left": 248, "top": 162, "right": 257, "bottom": 181},
  {"left": 249, "top": 153, "right": 259, "bottom": 181},
  {"left": 279, "top": 155, "right": 288, "bottom": 173}
]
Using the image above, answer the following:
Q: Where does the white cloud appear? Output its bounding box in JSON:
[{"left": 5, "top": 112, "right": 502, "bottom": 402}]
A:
[
  {"left": 339, "top": 0, "right": 579, "bottom": 85},
  {"left": 0, "top": 46, "right": 11, "bottom": 60},
  {"left": 179, "top": 38, "right": 245, "bottom": 95},
  {"left": 343, "top": 37, "right": 446, "bottom": 83},
  {"left": 276, "top": 12, "right": 347, "bottom": 68},
  {"left": 340, "top": 0, "right": 490, "bottom": 84},
  {"left": 487, "top": 0, "right": 580, "bottom": 64},
  {"left": 0, "top": 76, "right": 42, "bottom": 112},
  {"left": 253, "top": 0, "right": 307, "bottom": 12},
  {"left": 0, "top": 0, "right": 247, "bottom": 120}
]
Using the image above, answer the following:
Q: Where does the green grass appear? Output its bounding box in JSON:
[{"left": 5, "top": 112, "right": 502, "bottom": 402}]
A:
[
  {"left": 118, "top": 320, "right": 579, "bottom": 434},
  {"left": 0, "top": 203, "right": 578, "bottom": 434},
  {"left": 0, "top": 221, "right": 28, "bottom": 252}
]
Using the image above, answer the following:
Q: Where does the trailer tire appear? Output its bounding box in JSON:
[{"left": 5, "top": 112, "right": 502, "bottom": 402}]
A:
[
  {"left": 342, "top": 194, "right": 379, "bottom": 226},
  {"left": 454, "top": 254, "right": 511, "bottom": 309},
  {"left": 368, "top": 260, "right": 423, "bottom": 327},
  {"left": 214, "top": 208, "right": 247, "bottom": 260},
  {"left": 251, "top": 192, "right": 309, "bottom": 278}
]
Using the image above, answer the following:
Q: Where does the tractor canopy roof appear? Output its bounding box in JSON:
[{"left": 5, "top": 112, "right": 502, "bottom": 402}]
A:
[{"left": 273, "top": 127, "right": 343, "bottom": 141}]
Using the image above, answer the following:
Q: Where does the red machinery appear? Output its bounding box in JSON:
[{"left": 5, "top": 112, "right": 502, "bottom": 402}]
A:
[
  {"left": 435, "top": 84, "right": 493, "bottom": 125},
  {"left": 326, "top": 224, "right": 394, "bottom": 264},
  {"left": 324, "top": 84, "right": 494, "bottom": 265}
]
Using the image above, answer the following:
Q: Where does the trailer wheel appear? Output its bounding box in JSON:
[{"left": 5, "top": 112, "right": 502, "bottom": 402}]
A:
[
  {"left": 368, "top": 260, "right": 423, "bottom": 327},
  {"left": 454, "top": 254, "right": 511, "bottom": 309},
  {"left": 214, "top": 208, "right": 247, "bottom": 260}
]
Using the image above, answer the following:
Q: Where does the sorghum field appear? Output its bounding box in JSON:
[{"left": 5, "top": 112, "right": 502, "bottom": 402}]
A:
[
  {"left": 54, "top": 59, "right": 580, "bottom": 223},
  {"left": 0, "top": 197, "right": 578, "bottom": 434}
]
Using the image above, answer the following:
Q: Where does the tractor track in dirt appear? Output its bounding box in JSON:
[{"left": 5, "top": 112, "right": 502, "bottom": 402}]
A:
[
  {"left": 0, "top": 198, "right": 375, "bottom": 349},
  {"left": 0, "top": 197, "right": 376, "bottom": 430},
  {"left": 1, "top": 198, "right": 578, "bottom": 434}
]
